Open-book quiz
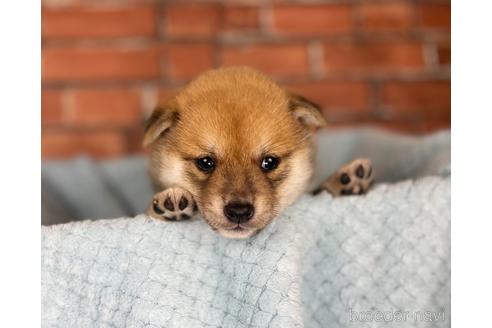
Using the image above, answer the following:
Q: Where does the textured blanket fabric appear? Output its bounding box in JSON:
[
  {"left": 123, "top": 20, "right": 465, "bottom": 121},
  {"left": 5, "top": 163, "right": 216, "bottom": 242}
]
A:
[{"left": 42, "top": 176, "right": 450, "bottom": 328}]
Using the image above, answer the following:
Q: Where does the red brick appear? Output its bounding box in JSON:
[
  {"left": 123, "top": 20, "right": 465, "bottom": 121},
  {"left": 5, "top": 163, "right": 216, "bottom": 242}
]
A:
[
  {"left": 418, "top": 119, "right": 451, "bottom": 133},
  {"left": 69, "top": 88, "right": 142, "bottom": 126},
  {"left": 126, "top": 126, "right": 146, "bottom": 154},
  {"left": 221, "top": 44, "right": 309, "bottom": 78},
  {"left": 164, "top": 4, "right": 220, "bottom": 37},
  {"left": 381, "top": 81, "right": 451, "bottom": 118},
  {"left": 223, "top": 6, "right": 259, "bottom": 31},
  {"left": 388, "top": 119, "right": 450, "bottom": 134},
  {"left": 323, "top": 42, "right": 424, "bottom": 72},
  {"left": 42, "top": 47, "right": 159, "bottom": 82},
  {"left": 419, "top": 4, "right": 450, "bottom": 29},
  {"left": 437, "top": 43, "right": 451, "bottom": 65},
  {"left": 286, "top": 82, "right": 370, "bottom": 114},
  {"left": 42, "top": 129, "right": 127, "bottom": 159},
  {"left": 163, "top": 44, "right": 215, "bottom": 81},
  {"left": 158, "top": 87, "right": 179, "bottom": 104},
  {"left": 358, "top": 3, "right": 414, "bottom": 31},
  {"left": 329, "top": 119, "right": 450, "bottom": 134},
  {"left": 42, "top": 6, "right": 157, "bottom": 39},
  {"left": 366, "top": 121, "right": 421, "bottom": 134},
  {"left": 272, "top": 5, "right": 352, "bottom": 36},
  {"left": 327, "top": 121, "right": 421, "bottom": 134},
  {"left": 42, "top": 89, "right": 64, "bottom": 124}
]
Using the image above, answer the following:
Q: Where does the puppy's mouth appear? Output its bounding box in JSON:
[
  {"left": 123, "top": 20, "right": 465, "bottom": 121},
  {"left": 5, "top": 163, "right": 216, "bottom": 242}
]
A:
[
  {"left": 217, "top": 224, "right": 259, "bottom": 239},
  {"left": 226, "top": 224, "right": 250, "bottom": 232}
]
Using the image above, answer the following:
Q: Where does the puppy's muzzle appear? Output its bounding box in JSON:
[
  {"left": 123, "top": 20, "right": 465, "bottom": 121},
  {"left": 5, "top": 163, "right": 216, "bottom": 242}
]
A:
[{"left": 224, "top": 202, "right": 254, "bottom": 223}]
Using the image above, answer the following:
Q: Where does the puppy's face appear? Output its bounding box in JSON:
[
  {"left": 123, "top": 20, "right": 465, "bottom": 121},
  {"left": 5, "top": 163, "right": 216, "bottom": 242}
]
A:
[{"left": 144, "top": 67, "right": 325, "bottom": 238}]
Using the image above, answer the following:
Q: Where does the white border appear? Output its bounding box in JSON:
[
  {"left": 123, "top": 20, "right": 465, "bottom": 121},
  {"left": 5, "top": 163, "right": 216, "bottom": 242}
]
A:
[
  {"left": 452, "top": 0, "right": 492, "bottom": 325},
  {"left": 0, "top": 1, "right": 40, "bottom": 325}
]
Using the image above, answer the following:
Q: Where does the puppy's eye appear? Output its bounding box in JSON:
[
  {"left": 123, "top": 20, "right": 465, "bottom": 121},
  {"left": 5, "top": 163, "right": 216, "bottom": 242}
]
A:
[
  {"left": 260, "top": 156, "right": 279, "bottom": 171},
  {"left": 196, "top": 156, "right": 215, "bottom": 172}
]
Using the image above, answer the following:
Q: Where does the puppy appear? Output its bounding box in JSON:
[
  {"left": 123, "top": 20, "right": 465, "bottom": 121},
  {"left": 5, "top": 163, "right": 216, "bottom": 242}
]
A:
[{"left": 144, "top": 67, "right": 373, "bottom": 238}]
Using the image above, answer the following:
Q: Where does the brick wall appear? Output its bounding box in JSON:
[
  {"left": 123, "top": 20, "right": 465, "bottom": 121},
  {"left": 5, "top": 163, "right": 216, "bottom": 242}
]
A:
[{"left": 42, "top": 0, "right": 451, "bottom": 159}]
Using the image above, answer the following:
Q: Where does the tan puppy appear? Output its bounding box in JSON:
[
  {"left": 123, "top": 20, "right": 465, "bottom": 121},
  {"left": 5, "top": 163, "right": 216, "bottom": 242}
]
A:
[{"left": 144, "top": 67, "right": 373, "bottom": 238}]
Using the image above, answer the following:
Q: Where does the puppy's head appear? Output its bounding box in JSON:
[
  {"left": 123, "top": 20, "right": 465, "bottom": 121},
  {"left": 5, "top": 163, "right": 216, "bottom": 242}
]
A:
[{"left": 144, "top": 67, "right": 326, "bottom": 238}]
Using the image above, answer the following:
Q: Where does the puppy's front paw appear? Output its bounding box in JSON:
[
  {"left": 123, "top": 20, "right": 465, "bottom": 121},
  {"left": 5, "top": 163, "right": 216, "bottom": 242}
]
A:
[
  {"left": 316, "top": 158, "right": 374, "bottom": 197},
  {"left": 146, "top": 187, "right": 196, "bottom": 221}
]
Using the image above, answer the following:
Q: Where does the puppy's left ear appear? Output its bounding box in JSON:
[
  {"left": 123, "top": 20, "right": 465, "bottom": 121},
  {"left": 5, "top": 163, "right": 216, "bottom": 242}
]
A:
[{"left": 288, "top": 93, "right": 327, "bottom": 131}]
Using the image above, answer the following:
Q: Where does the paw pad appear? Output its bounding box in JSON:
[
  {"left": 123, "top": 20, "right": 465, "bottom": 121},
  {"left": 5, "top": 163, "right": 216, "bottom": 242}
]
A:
[
  {"left": 178, "top": 196, "right": 188, "bottom": 210},
  {"left": 163, "top": 197, "right": 174, "bottom": 211},
  {"left": 147, "top": 187, "right": 196, "bottom": 221},
  {"left": 320, "top": 158, "right": 374, "bottom": 197},
  {"left": 340, "top": 173, "right": 351, "bottom": 185}
]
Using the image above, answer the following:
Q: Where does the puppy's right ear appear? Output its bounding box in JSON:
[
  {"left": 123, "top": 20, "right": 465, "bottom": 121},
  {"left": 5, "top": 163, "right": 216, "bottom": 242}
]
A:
[{"left": 143, "top": 104, "right": 179, "bottom": 147}]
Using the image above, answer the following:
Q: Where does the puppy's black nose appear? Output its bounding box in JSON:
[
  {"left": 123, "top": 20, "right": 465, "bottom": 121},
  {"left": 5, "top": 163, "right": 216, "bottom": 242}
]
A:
[{"left": 224, "top": 202, "right": 254, "bottom": 223}]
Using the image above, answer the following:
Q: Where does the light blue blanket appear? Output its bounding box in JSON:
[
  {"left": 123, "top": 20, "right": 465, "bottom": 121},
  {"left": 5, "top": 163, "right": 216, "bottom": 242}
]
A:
[
  {"left": 42, "top": 177, "right": 449, "bottom": 327},
  {"left": 42, "top": 129, "right": 450, "bottom": 327}
]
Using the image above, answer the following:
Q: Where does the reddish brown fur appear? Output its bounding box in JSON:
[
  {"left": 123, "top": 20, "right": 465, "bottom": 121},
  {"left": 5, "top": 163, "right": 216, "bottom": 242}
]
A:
[{"left": 144, "top": 67, "right": 325, "bottom": 238}]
